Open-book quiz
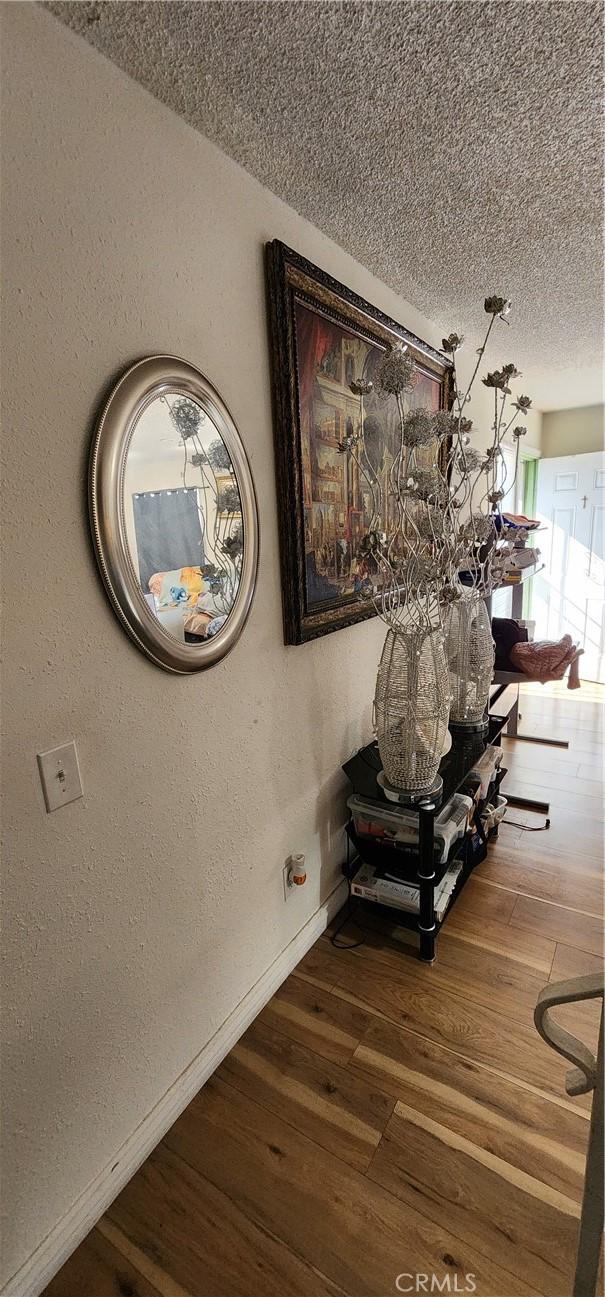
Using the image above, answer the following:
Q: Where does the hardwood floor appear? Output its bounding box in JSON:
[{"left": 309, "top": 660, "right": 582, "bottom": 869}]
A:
[{"left": 44, "top": 682, "right": 604, "bottom": 1297}]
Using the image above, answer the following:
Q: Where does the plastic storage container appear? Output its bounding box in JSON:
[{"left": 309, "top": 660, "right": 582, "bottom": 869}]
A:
[
  {"left": 470, "top": 744, "right": 503, "bottom": 800},
  {"left": 481, "top": 794, "right": 508, "bottom": 832},
  {"left": 347, "top": 792, "right": 473, "bottom": 864}
]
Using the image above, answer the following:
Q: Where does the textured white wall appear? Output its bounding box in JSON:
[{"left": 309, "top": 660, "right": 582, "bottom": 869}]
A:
[
  {"left": 1, "top": 5, "right": 540, "bottom": 1285},
  {"left": 541, "top": 404, "right": 604, "bottom": 458}
]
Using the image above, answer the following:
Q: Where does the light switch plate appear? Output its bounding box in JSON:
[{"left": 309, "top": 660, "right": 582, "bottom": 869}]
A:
[{"left": 37, "top": 742, "right": 83, "bottom": 813}]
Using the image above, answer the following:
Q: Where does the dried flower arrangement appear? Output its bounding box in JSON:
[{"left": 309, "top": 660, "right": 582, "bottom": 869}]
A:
[
  {"left": 164, "top": 395, "right": 243, "bottom": 618},
  {"left": 348, "top": 296, "right": 532, "bottom": 630},
  {"left": 348, "top": 297, "right": 532, "bottom": 791}
]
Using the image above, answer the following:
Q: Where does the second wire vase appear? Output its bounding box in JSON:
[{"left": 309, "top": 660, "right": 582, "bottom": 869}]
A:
[{"left": 446, "top": 591, "right": 494, "bottom": 729}]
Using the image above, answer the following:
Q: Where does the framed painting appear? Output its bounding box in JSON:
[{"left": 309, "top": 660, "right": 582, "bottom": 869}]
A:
[{"left": 266, "top": 240, "right": 453, "bottom": 644}]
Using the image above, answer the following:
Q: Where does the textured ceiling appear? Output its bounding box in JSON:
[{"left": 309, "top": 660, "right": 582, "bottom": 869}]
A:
[{"left": 48, "top": 0, "right": 604, "bottom": 411}]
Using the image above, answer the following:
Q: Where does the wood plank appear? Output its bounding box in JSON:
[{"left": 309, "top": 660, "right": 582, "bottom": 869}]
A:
[
  {"left": 42, "top": 1224, "right": 164, "bottom": 1297},
  {"left": 518, "top": 693, "right": 605, "bottom": 711},
  {"left": 519, "top": 682, "right": 605, "bottom": 703},
  {"left": 503, "top": 779, "right": 605, "bottom": 820},
  {"left": 505, "top": 763, "right": 603, "bottom": 800},
  {"left": 295, "top": 945, "right": 338, "bottom": 989},
  {"left": 507, "top": 732, "right": 605, "bottom": 761},
  {"left": 514, "top": 701, "right": 604, "bottom": 723},
  {"left": 497, "top": 811, "right": 604, "bottom": 861},
  {"left": 515, "top": 691, "right": 605, "bottom": 714},
  {"left": 315, "top": 927, "right": 548, "bottom": 1031},
  {"left": 510, "top": 894, "right": 604, "bottom": 958},
  {"left": 517, "top": 739, "right": 605, "bottom": 764},
  {"left": 513, "top": 697, "right": 605, "bottom": 716},
  {"left": 164, "top": 1075, "right": 544, "bottom": 1297},
  {"left": 498, "top": 736, "right": 584, "bottom": 762},
  {"left": 351, "top": 1015, "right": 588, "bottom": 1201},
  {"left": 488, "top": 837, "right": 604, "bottom": 882},
  {"left": 476, "top": 858, "right": 604, "bottom": 917},
  {"left": 107, "top": 1139, "right": 345, "bottom": 1297},
  {"left": 296, "top": 938, "right": 588, "bottom": 1106},
  {"left": 443, "top": 906, "right": 556, "bottom": 973},
  {"left": 367, "top": 1102, "right": 579, "bottom": 1297},
  {"left": 501, "top": 743, "right": 581, "bottom": 774},
  {"left": 496, "top": 821, "right": 525, "bottom": 845},
  {"left": 550, "top": 943, "right": 605, "bottom": 982},
  {"left": 577, "top": 763, "right": 605, "bottom": 783},
  {"left": 100, "top": 1218, "right": 202, "bottom": 1297},
  {"left": 296, "top": 969, "right": 339, "bottom": 992},
  {"left": 331, "top": 896, "right": 554, "bottom": 976},
  {"left": 256, "top": 971, "right": 374, "bottom": 1065},
  {"left": 216, "top": 1018, "right": 395, "bottom": 1170},
  {"left": 450, "top": 875, "right": 518, "bottom": 923},
  {"left": 504, "top": 759, "right": 589, "bottom": 791},
  {"left": 514, "top": 706, "right": 605, "bottom": 733}
]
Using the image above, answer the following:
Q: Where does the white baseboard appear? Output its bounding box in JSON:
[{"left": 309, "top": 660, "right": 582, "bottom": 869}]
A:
[{"left": 4, "top": 879, "right": 347, "bottom": 1297}]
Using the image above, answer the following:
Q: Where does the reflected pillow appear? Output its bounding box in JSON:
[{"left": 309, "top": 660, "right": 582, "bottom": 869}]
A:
[{"left": 509, "top": 634, "right": 582, "bottom": 688}]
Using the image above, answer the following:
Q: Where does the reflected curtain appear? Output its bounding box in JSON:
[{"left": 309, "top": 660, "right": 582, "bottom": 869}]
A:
[{"left": 132, "top": 489, "right": 204, "bottom": 588}]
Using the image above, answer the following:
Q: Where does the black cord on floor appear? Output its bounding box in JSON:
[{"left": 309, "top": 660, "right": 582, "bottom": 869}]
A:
[
  {"left": 330, "top": 838, "right": 367, "bottom": 949},
  {"left": 502, "top": 817, "right": 551, "bottom": 832},
  {"left": 330, "top": 881, "right": 367, "bottom": 949}
]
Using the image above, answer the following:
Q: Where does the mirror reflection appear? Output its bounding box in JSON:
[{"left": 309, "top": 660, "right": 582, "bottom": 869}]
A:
[{"left": 123, "top": 394, "right": 243, "bottom": 644}]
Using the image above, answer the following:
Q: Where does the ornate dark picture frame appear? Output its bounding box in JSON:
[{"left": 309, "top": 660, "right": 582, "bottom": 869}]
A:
[{"left": 266, "top": 240, "right": 453, "bottom": 644}]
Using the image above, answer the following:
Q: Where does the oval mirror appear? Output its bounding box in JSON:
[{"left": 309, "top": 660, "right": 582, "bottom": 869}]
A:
[{"left": 89, "top": 356, "right": 259, "bottom": 672}]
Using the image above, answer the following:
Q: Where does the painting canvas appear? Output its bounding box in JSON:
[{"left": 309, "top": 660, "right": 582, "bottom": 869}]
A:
[{"left": 266, "top": 242, "right": 453, "bottom": 643}]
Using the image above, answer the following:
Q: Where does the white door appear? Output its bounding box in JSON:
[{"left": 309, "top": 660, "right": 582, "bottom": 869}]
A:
[{"left": 534, "top": 451, "right": 605, "bottom": 682}]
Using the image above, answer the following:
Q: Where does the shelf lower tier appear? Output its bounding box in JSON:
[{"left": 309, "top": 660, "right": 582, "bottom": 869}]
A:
[{"left": 348, "top": 847, "right": 482, "bottom": 939}]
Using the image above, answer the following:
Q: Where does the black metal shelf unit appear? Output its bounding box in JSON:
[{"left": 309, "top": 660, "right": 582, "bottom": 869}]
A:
[{"left": 341, "top": 710, "right": 512, "bottom": 962}]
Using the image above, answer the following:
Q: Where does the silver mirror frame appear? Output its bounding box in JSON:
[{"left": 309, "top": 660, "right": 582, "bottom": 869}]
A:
[{"left": 89, "top": 355, "right": 259, "bottom": 673}]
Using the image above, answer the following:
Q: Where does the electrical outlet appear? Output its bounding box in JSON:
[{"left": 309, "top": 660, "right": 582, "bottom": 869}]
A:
[
  {"left": 37, "top": 741, "right": 83, "bottom": 813},
  {"left": 283, "top": 854, "right": 306, "bottom": 899}
]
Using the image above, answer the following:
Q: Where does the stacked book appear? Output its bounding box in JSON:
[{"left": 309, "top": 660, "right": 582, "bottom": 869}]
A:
[{"left": 351, "top": 860, "right": 463, "bottom": 922}]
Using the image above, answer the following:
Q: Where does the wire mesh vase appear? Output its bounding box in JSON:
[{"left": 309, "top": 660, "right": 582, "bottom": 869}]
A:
[
  {"left": 374, "top": 626, "right": 450, "bottom": 797},
  {"left": 446, "top": 592, "right": 494, "bottom": 728}
]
